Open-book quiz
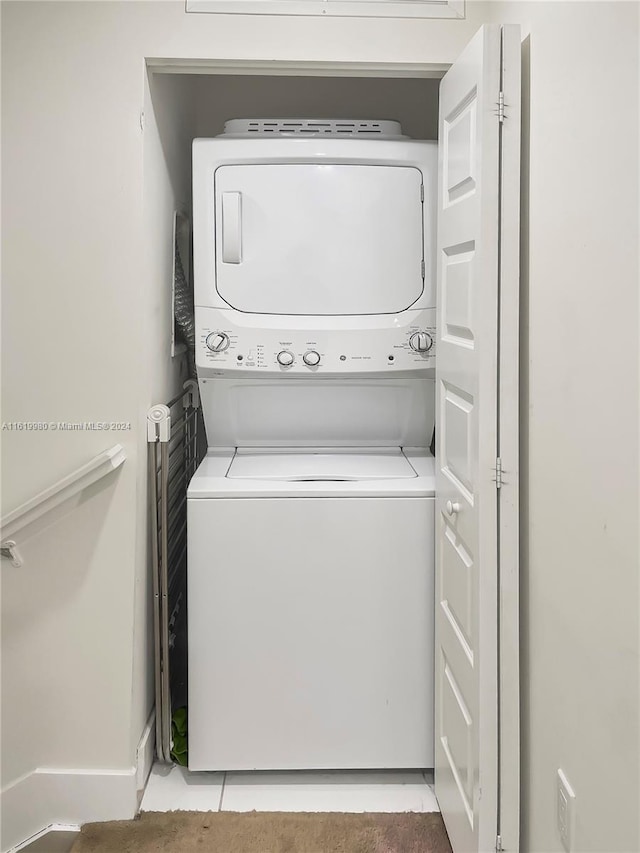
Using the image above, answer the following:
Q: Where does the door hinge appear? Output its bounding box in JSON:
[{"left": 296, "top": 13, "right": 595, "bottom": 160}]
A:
[
  {"left": 421, "top": 260, "right": 425, "bottom": 279},
  {"left": 494, "top": 457, "right": 503, "bottom": 489},
  {"left": 497, "top": 91, "right": 505, "bottom": 123},
  {"left": 420, "top": 183, "right": 424, "bottom": 202},
  {"left": 496, "top": 834, "right": 503, "bottom": 852}
]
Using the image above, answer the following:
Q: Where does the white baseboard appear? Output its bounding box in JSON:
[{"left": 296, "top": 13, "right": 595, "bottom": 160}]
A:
[
  {"left": 136, "top": 709, "right": 156, "bottom": 793},
  {"left": 0, "top": 767, "right": 137, "bottom": 853},
  {"left": 10, "top": 825, "right": 80, "bottom": 853}
]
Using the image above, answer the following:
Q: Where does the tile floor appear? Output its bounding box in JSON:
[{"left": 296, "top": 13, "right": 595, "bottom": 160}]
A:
[
  {"left": 141, "top": 764, "right": 438, "bottom": 813},
  {"left": 13, "top": 768, "right": 436, "bottom": 851}
]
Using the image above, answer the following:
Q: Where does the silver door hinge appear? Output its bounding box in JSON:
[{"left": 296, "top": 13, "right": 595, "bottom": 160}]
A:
[
  {"left": 421, "top": 260, "right": 425, "bottom": 279},
  {"left": 420, "top": 184, "right": 424, "bottom": 202},
  {"left": 497, "top": 91, "right": 505, "bottom": 123},
  {"left": 494, "top": 457, "right": 503, "bottom": 489},
  {"left": 496, "top": 834, "right": 503, "bottom": 852}
]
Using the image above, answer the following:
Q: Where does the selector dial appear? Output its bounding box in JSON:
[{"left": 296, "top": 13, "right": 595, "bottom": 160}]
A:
[
  {"left": 277, "top": 350, "right": 295, "bottom": 367},
  {"left": 206, "top": 331, "right": 230, "bottom": 353},
  {"left": 409, "top": 332, "right": 434, "bottom": 353},
  {"left": 303, "top": 350, "right": 321, "bottom": 367}
]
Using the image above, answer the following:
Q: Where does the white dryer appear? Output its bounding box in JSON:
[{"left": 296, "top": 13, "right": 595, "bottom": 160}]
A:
[{"left": 188, "top": 119, "right": 438, "bottom": 771}]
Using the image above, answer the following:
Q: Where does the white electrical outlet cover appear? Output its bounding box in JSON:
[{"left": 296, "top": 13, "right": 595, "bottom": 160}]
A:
[{"left": 557, "top": 768, "right": 576, "bottom": 852}]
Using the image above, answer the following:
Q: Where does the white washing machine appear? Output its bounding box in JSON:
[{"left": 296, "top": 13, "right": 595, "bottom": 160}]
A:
[{"left": 188, "top": 119, "right": 438, "bottom": 771}]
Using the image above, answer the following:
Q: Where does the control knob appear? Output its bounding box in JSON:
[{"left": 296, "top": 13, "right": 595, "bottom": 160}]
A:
[
  {"left": 206, "top": 331, "right": 230, "bottom": 353},
  {"left": 409, "top": 332, "right": 433, "bottom": 353},
  {"left": 303, "top": 350, "right": 321, "bottom": 367},
  {"left": 277, "top": 350, "right": 295, "bottom": 367}
]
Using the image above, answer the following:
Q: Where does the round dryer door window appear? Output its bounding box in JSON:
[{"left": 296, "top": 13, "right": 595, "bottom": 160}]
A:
[{"left": 214, "top": 164, "right": 425, "bottom": 315}]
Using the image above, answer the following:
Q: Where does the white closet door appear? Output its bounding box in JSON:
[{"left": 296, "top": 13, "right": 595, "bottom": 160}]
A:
[{"left": 435, "top": 24, "right": 520, "bottom": 853}]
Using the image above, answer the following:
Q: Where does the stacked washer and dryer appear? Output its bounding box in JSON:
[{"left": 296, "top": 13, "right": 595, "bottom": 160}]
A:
[{"left": 188, "top": 118, "right": 438, "bottom": 771}]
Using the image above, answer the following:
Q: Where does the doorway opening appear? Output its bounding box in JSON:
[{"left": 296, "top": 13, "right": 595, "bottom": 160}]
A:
[{"left": 142, "top": 57, "right": 445, "bottom": 813}]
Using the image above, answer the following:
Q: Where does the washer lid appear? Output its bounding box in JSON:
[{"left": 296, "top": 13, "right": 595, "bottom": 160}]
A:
[{"left": 226, "top": 448, "right": 417, "bottom": 481}]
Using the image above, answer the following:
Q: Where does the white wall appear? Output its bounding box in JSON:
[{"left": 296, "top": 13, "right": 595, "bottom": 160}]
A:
[
  {"left": 0, "top": 3, "right": 488, "bottom": 849},
  {"left": 485, "top": 3, "right": 639, "bottom": 851},
  {"left": 1, "top": 2, "right": 638, "bottom": 851},
  {"left": 193, "top": 74, "right": 440, "bottom": 139},
  {"left": 1, "top": 6, "right": 150, "bottom": 846},
  {"left": 131, "top": 69, "right": 197, "bottom": 763},
  {"left": 0, "top": 0, "right": 146, "bottom": 787}
]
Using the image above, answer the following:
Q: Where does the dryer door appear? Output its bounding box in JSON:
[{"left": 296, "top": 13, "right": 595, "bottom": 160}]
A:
[{"left": 214, "top": 164, "right": 424, "bottom": 315}]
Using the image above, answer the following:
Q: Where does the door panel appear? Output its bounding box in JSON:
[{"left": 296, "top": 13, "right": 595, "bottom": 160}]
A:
[
  {"left": 440, "top": 652, "right": 474, "bottom": 818},
  {"left": 443, "top": 93, "right": 478, "bottom": 206},
  {"left": 441, "top": 380, "right": 475, "bottom": 499},
  {"left": 435, "top": 24, "right": 520, "bottom": 853},
  {"left": 442, "top": 243, "right": 475, "bottom": 344},
  {"left": 441, "top": 518, "right": 474, "bottom": 660}
]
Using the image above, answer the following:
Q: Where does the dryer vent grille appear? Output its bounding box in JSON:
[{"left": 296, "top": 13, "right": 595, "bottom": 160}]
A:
[{"left": 222, "top": 118, "right": 405, "bottom": 138}]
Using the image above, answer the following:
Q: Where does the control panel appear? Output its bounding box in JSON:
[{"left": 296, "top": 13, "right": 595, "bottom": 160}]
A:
[{"left": 196, "top": 307, "right": 436, "bottom": 376}]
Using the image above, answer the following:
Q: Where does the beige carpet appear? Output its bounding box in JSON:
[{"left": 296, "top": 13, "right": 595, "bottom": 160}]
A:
[{"left": 71, "top": 811, "right": 452, "bottom": 853}]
